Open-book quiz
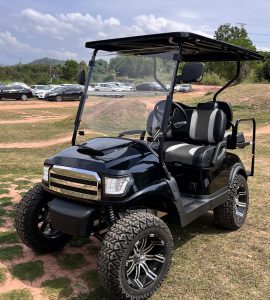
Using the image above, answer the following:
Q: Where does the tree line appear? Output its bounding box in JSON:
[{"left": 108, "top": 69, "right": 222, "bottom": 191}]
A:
[{"left": 0, "top": 24, "right": 269, "bottom": 85}]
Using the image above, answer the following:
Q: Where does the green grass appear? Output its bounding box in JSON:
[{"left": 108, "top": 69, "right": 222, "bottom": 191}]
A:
[
  {"left": 56, "top": 253, "right": 87, "bottom": 270},
  {"left": 0, "top": 117, "right": 73, "bottom": 143},
  {"left": 0, "top": 231, "right": 19, "bottom": 244},
  {"left": 0, "top": 245, "right": 23, "bottom": 260},
  {"left": 0, "top": 267, "right": 7, "bottom": 284},
  {"left": 11, "top": 260, "right": 44, "bottom": 281},
  {"left": 0, "top": 289, "right": 33, "bottom": 300},
  {"left": 0, "top": 188, "right": 9, "bottom": 195},
  {"left": 81, "top": 270, "right": 99, "bottom": 286},
  {"left": 0, "top": 196, "right": 13, "bottom": 207},
  {"left": 74, "top": 287, "right": 108, "bottom": 300},
  {"left": 41, "top": 277, "right": 72, "bottom": 300}
]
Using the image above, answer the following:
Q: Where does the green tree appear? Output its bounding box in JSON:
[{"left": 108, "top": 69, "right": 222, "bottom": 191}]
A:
[
  {"left": 254, "top": 51, "right": 270, "bottom": 81},
  {"left": 62, "top": 60, "right": 79, "bottom": 81},
  {"left": 209, "top": 23, "right": 256, "bottom": 81}
]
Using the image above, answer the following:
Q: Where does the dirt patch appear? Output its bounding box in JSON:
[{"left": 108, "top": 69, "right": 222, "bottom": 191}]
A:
[
  {"left": 0, "top": 135, "right": 72, "bottom": 149},
  {"left": 245, "top": 124, "right": 270, "bottom": 137},
  {"left": 0, "top": 100, "right": 79, "bottom": 111},
  {"left": 0, "top": 115, "right": 69, "bottom": 125}
]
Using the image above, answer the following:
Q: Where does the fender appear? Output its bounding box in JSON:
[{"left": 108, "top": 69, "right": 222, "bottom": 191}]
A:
[
  {"left": 229, "top": 162, "right": 247, "bottom": 185},
  {"left": 109, "top": 179, "right": 182, "bottom": 223}
]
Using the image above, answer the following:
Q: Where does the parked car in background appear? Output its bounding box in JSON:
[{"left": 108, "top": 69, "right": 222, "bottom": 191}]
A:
[
  {"left": 30, "top": 85, "right": 47, "bottom": 96},
  {"left": 35, "top": 85, "right": 57, "bottom": 99},
  {"left": 94, "top": 83, "right": 125, "bottom": 92},
  {"left": 44, "top": 85, "right": 83, "bottom": 101},
  {"left": 6, "top": 82, "right": 29, "bottom": 88},
  {"left": 108, "top": 82, "right": 134, "bottom": 91},
  {"left": 136, "top": 82, "right": 164, "bottom": 91},
  {"left": 0, "top": 85, "right": 32, "bottom": 101},
  {"left": 174, "top": 83, "right": 192, "bottom": 93}
]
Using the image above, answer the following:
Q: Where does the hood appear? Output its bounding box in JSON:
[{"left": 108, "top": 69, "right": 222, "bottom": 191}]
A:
[{"left": 45, "top": 137, "right": 159, "bottom": 176}]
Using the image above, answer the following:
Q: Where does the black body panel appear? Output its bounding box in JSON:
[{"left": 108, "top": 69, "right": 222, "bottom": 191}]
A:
[
  {"left": 49, "top": 198, "right": 98, "bottom": 237},
  {"left": 167, "top": 152, "right": 244, "bottom": 196}
]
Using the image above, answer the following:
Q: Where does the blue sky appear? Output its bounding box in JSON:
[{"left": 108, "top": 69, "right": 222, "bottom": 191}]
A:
[{"left": 0, "top": 0, "right": 270, "bottom": 65}]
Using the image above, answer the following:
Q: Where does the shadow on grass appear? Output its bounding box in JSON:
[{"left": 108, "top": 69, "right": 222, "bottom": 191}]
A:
[{"left": 166, "top": 212, "right": 230, "bottom": 249}]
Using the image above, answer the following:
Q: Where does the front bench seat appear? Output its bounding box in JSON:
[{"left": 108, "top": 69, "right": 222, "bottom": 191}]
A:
[{"left": 164, "top": 102, "right": 227, "bottom": 168}]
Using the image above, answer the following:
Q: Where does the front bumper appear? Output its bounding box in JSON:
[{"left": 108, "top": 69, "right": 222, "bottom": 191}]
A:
[{"left": 49, "top": 198, "right": 98, "bottom": 237}]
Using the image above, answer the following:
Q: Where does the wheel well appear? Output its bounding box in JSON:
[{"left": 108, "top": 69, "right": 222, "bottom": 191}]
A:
[{"left": 229, "top": 163, "right": 247, "bottom": 185}]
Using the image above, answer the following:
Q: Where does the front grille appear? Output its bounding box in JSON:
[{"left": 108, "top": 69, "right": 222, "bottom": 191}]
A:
[{"left": 48, "top": 165, "right": 101, "bottom": 201}]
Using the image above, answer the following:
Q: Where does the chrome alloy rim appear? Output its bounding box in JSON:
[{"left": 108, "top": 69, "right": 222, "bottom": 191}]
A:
[
  {"left": 125, "top": 234, "right": 166, "bottom": 289},
  {"left": 234, "top": 184, "right": 247, "bottom": 220}
]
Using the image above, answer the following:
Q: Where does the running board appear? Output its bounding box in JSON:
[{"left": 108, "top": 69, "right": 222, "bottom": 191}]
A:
[{"left": 180, "top": 188, "right": 228, "bottom": 227}]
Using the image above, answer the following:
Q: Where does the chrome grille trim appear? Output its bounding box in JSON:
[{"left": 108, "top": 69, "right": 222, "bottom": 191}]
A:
[{"left": 49, "top": 165, "right": 101, "bottom": 201}]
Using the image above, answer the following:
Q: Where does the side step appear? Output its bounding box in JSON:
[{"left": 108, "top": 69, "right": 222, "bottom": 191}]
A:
[{"left": 180, "top": 189, "right": 228, "bottom": 227}]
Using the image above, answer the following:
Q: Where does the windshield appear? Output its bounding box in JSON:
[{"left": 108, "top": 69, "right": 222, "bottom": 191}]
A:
[{"left": 77, "top": 49, "right": 178, "bottom": 143}]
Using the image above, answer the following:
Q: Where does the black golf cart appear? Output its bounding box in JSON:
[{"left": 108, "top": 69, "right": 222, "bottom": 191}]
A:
[{"left": 15, "top": 32, "right": 262, "bottom": 299}]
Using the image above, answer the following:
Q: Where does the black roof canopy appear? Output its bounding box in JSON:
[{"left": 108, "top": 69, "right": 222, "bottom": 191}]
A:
[{"left": 85, "top": 32, "right": 263, "bottom": 61}]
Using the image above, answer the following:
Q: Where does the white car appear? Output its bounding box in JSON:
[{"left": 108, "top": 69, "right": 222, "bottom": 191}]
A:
[
  {"left": 108, "top": 82, "right": 134, "bottom": 91},
  {"left": 35, "top": 85, "right": 59, "bottom": 99},
  {"left": 30, "top": 85, "right": 46, "bottom": 96},
  {"left": 94, "top": 83, "right": 125, "bottom": 92}
]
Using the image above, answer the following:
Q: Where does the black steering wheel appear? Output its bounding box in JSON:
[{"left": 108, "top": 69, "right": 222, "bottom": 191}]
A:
[
  {"left": 153, "top": 100, "right": 187, "bottom": 129},
  {"left": 171, "top": 102, "right": 188, "bottom": 129}
]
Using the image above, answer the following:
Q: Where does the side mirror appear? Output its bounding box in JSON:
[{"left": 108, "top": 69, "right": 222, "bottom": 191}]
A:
[
  {"left": 77, "top": 70, "right": 86, "bottom": 85},
  {"left": 176, "top": 63, "right": 204, "bottom": 84}
]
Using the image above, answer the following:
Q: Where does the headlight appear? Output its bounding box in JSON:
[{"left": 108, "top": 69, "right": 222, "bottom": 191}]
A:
[
  {"left": 104, "top": 176, "right": 133, "bottom": 196},
  {"left": 42, "top": 165, "right": 50, "bottom": 182}
]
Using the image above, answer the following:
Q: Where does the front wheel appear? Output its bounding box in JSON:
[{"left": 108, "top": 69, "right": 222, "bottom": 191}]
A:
[
  {"left": 214, "top": 174, "right": 249, "bottom": 230},
  {"left": 56, "top": 95, "right": 62, "bottom": 102},
  {"left": 98, "top": 212, "right": 173, "bottom": 300},
  {"left": 15, "top": 184, "right": 72, "bottom": 252},
  {"left": 21, "top": 94, "right": 28, "bottom": 101}
]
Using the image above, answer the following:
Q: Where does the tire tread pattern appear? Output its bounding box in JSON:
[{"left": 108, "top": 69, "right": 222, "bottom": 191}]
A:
[{"left": 98, "top": 212, "right": 173, "bottom": 300}]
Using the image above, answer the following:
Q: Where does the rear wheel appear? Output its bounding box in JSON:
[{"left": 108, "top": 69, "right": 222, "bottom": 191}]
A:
[
  {"left": 21, "top": 94, "right": 28, "bottom": 101},
  {"left": 98, "top": 212, "right": 173, "bottom": 300},
  {"left": 15, "top": 184, "right": 72, "bottom": 252},
  {"left": 214, "top": 174, "right": 249, "bottom": 230}
]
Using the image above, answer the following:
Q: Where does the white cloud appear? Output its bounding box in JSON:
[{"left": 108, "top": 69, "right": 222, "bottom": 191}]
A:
[
  {"left": 0, "top": 9, "right": 213, "bottom": 64},
  {"left": 134, "top": 14, "right": 192, "bottom": 33},
  {"left": 178, "top": 10, "right": 200, "bottom": 20},
  {"left": 0, "top": 31, "right": 31, "bottom": 51},
  {"left": 257, "top": 46, "right": 270, "bottom": 52}
]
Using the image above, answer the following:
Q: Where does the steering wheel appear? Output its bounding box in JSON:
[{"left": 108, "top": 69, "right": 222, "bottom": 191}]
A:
[{"left": 171, "top": 102, "right": 188, "bottom": 129}]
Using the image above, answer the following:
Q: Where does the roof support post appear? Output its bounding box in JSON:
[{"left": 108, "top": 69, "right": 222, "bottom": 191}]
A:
[{"left": 213, "top": 60, "right": 241, "bottom": 102}]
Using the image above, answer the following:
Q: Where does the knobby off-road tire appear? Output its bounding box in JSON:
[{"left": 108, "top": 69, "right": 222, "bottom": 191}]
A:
[
  {"left": 98, "top": 212, "right": 173, "bottom": 300},
  {"left": 15, "top": 183, "right": 72, "bottom": 252},
  {"left": 214, "top": 174, "right": 249, "bottom": 230}
]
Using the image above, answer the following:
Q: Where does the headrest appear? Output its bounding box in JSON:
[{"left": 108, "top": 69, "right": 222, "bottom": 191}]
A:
[
  {"left": 215, "top": 101, "right": 233, "bottom": 130},
  {"left": 196, "top": 102, "right": 218, "bottom": 110}
]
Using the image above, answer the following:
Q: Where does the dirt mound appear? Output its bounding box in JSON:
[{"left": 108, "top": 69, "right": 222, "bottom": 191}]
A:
[{"left": 82, "top": 99, "right": 149, "bottom": 133}]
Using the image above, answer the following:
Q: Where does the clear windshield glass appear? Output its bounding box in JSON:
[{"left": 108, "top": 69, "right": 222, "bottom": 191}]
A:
[{"left": 77, "top": 49, "right": 178, "bottom": 143}]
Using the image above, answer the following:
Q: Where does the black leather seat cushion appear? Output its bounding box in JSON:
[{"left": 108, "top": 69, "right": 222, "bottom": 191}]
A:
[{"left": 164, "top": 141, "right": 216, "bottom": 167}]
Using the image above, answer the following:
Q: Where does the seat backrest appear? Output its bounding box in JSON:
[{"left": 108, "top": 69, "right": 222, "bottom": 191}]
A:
[
  {"left": 189, "top": 102, "right": 226, "bottom": 144},
  {"left": 146, "top": 100, "right": 165, "bottom": 136}
]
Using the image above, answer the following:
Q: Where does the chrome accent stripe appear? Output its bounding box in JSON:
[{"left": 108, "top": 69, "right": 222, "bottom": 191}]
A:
[
  {"left": 51, "top": 165, "right": 101, "bottom": 183},
  {"left": 50, "top": 186, "right": 100, "bottom": 201},
  {"left": 50, "top": 177, "right": 98, "bottom": 191}
]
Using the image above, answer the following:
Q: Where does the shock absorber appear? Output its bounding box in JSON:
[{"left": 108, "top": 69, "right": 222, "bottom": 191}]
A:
[{"left": 108, "top": 206, "right": 117, "bottom": 224}]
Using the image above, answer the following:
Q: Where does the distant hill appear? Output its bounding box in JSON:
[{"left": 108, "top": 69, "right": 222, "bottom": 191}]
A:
[{"left": 29, "top": 57, "right": 64, "bottom": 65}]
